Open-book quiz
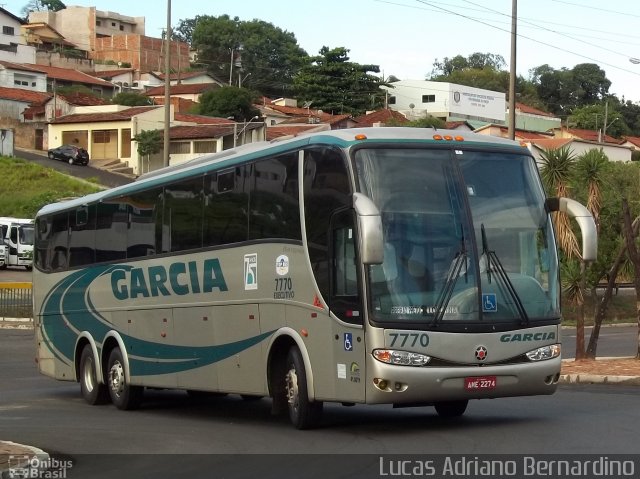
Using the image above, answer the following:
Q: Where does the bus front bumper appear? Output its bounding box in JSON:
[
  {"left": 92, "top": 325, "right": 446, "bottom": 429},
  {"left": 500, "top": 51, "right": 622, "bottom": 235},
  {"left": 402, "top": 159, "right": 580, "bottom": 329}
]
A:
[{"left": 365, "top": 357, "right": 561, "bottom": 404}]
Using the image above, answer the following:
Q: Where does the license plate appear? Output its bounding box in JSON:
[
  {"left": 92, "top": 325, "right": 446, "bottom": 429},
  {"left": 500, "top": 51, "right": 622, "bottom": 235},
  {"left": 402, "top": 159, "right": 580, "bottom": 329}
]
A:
[{"left": 464, "top": 376, "right": 497, "bottom": 390}]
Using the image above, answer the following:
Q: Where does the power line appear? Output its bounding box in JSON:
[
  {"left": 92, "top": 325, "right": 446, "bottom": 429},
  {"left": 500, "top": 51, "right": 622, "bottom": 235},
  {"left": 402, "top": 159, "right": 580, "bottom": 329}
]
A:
[
  {"left": 411, "top": 0, "right": 640, "bottom": 78},
  {"left": 461, "top": 0, "right": 637, "bottom": 63}
]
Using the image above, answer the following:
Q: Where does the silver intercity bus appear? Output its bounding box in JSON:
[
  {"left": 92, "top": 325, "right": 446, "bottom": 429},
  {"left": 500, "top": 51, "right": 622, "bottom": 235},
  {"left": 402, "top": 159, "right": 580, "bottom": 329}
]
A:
[{"left": 33, "top": 128, "right": 597, "bottom": 429}]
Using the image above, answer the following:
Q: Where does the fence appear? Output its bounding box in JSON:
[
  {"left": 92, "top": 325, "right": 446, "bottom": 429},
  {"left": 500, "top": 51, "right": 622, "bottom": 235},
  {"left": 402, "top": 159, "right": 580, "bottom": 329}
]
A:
[{"left": 0, "top": 282, "right": 33, "bottom": 320}]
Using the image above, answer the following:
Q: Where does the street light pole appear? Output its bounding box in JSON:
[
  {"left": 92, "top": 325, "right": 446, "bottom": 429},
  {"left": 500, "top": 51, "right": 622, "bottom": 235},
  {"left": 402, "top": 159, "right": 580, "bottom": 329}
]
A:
[
  {"left": 163, "top": 0, "right": 171, "bottom": 168},
  {"left": 508, "top": 0, "right": 517, "bottom": 140}
]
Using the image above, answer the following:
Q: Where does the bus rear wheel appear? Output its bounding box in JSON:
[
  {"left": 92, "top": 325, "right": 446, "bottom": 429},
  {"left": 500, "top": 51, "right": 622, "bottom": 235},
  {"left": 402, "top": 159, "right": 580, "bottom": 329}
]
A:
[
  {"left": 107, "top": 347, "right": 143, "bottom": 410},
  {"left": 434, "top": 400, "right": 468, "bottom": 418},
  {"left": 79, "top": 344, "right": 109, "bottom": 405},
  {"left": 285, "top": 346, "right": 322, "bottom": 429}
]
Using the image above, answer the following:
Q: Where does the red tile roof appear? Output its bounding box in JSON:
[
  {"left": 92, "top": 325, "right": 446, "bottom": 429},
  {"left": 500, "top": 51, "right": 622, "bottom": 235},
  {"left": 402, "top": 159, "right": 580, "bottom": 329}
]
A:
[
  {"left": 23, "top": 64, "right": 115, "bottom": 88},
  {"left": 92, "top": 69, "right": 135, "bottom": 79},
  {"left": 0, "top": 86, "right": 51, "bottom": 104},
  {"left": 623, "top": 136, "right": 640, "bottom": 148},
  {"left": 566, "top": 128, "right": 621, "bottom": 144},
  {"left": 145, "top": 83, "right": 218, "bottom": 96},
  {"left": 50, "top": 106, "right": 160, "bottom": 124},
  {"left": 174, "top": 113, "right": 234, "bottom": 125},
  {"left": 354, "top": 109, "right": 408, "bottom": 126},
  {"left": 0, "top": 60, "right": 43, "bottom": 73},
  {"left": 157, "top": 71, "right": 210, "bottom": 81},
  {"left": 169, "top": 125, "right": 235, "bottom": 140},
  {"left": 530, "top": 138, "right": 573, "bottom": 150},
  {"left": 515, "top": 102, "right": 556, "bottom": 118},
  {"left": 278, "top": 113, "right": 351, "bottom": 126},
  {"left": 266, "top": 125, "right": 327, "bottom": 141},
  {"left": 56, "top": 92, "right": 110, "bottom": 106}
]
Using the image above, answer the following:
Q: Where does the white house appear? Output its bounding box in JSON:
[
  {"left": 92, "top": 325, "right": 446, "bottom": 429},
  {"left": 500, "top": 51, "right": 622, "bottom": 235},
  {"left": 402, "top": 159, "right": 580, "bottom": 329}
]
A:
[
  {"left": 0, "top": 60, "right": 47, "bottom": 91},
  {"left": 528, "top": 138, "right": 632, "bottom": 164},
  {"left": 0, "top": 7, "right": 36, "bottom": 64},
  {"left": 381, "top": 80, "right": 506, "bottom": 124}
]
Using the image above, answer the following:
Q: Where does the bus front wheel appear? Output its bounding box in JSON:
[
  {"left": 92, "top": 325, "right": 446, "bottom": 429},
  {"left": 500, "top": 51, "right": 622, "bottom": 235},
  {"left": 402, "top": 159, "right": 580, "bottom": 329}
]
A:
[
  {"left": 79, "top": 344, "right": 109, "bottom": 405},
  {"left": 434, "top": 400, "right": 468, "bottom": 418},
  {"left": 285, "top": 346, "right": 322, "bottom": 429},
  {"left": 107, "top": 347, "right": 143, "bottom": 410}
]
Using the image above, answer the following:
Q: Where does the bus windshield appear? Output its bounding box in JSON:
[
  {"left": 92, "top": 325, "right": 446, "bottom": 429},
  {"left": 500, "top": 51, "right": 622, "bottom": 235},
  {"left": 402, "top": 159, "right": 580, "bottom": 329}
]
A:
[
  {"left": 354, "top": 147, "right": 558, "bottom": 326},
  {"left": 19, "top": 225, "right": 34, "bottom": 246}
]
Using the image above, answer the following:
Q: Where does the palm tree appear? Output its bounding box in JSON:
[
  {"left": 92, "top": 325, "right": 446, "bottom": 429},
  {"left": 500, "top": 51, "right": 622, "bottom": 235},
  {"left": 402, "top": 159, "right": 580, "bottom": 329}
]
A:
[
  {"left": 575, "top": 148, "right": 609, "bottom": 233},
  {"left": 539, "top": 145, "right": 580, "bottom": 259}
]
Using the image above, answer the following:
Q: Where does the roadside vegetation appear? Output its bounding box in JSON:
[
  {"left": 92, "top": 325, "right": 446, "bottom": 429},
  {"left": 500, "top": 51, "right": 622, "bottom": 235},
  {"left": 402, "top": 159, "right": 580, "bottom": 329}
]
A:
[{"left": 0, "top": 156, "right": 102, "bottom": 218}]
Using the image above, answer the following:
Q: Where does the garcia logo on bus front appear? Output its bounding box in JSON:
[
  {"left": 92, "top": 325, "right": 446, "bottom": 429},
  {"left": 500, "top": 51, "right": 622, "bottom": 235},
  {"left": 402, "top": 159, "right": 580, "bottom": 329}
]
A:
[{"left": 110, "top": 258, "right": 229, "bottom": 300}]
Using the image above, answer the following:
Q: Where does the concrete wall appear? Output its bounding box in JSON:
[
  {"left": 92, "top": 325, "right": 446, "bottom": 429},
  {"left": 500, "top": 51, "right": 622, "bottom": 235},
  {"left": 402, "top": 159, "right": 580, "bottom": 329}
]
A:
[
  {"left": 35, "top": 52, "right": 95, "bottom": 73},
  {"left": 0, "top": 118, "right": 47, "bottom": 150}
]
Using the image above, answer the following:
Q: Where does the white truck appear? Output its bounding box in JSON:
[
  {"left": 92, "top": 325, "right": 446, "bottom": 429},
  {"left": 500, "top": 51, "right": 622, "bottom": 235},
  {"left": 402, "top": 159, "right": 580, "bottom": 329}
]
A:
[{"left": 0, "top": 217, "right": 34, "bottom": 270}]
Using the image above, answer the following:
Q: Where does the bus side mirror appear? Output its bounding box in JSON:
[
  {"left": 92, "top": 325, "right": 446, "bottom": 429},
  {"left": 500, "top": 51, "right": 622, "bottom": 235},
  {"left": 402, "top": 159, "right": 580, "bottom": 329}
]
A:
[
  {"left": 546, "top": 197, "right": 598, "bottom": 262},
  {"left": 353, "top": 193, "right": 383, "bottom": 265}
]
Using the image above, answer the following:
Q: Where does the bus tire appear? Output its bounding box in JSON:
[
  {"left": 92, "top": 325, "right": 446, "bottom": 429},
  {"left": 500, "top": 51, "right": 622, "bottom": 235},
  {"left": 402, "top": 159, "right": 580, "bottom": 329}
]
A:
[
  {"left": 79, "top": 344, "right": 109, "bottom": 405},
  {"left": 285, "top": 346, "right": 322, "bottom": 429},
  {"left": 434, "top": 400, "right": 468, "bottom": 418},
  {"left": 107, "top": 347, "right": 143, "bottom": 410}
]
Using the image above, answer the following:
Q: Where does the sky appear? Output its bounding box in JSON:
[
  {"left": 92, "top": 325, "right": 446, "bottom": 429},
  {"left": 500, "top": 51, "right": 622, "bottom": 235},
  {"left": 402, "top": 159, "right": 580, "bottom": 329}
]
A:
[{"left": 4, "top": 0, "right": 640, "bottom": 103}]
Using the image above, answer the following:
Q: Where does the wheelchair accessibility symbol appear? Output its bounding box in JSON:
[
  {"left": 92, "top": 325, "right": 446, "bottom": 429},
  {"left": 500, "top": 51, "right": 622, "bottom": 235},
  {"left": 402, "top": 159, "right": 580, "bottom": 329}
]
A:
[
  {"left": 344, "top": 333, "right": 353, "bottom": 351},
  {"left": 482, "top": 293, "right": 497, "bottom": 313}
]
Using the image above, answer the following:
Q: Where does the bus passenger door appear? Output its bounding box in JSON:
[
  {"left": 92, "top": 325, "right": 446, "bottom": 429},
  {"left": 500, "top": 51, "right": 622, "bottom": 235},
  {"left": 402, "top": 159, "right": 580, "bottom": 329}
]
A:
[{"left": 329, "top": 210, "right": 366, "bottom": 403}]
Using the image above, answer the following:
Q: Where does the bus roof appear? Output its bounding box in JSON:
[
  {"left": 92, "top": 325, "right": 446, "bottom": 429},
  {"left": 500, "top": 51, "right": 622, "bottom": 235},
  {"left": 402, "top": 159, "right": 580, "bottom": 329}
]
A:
[{"left": 36, "top": 127, "right": 530, "bottom": 218}]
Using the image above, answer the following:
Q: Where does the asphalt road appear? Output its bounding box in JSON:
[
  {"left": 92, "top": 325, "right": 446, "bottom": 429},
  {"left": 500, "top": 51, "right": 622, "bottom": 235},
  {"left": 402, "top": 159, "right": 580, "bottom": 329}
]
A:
[
  {"left": 14, "top": 148, "right": 133, "bottom": 189},
  {"left": 1, "top": 329, "right": 639, "bottom": 478}
]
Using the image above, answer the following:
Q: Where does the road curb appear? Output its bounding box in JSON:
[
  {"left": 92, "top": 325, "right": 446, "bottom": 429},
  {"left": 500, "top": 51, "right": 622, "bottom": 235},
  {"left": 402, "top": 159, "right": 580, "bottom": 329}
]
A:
[
  {"left": 0, "top": 319, "right": 33, "bottom": 330},
  {"left": 559, "top": 374, "right": 640, "bottom": 386},
  {"left": 0, "top": 441, "right": 49, "bottom": 478}
]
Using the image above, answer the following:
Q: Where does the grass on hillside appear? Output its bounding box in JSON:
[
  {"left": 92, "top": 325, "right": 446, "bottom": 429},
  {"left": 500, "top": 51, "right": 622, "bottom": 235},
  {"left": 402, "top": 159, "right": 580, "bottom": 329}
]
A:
[
  {"left": 561, "top": 292, "right": 638, "bottom": 326},
  {"left": 0, "top": 156, "right": 102, "bottom": 218}
]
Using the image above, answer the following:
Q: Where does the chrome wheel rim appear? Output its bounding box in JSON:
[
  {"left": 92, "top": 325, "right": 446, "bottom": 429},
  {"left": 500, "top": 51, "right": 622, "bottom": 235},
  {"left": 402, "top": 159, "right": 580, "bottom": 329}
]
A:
[
  {"left": 82, "top": 356, "right": 95, "bottom": 393},
  {"left": 285, "top": 368, "right": 299, "bottom": 412},
  {"left": 109, "top": 360, "right": 125, "bottom": 398}
]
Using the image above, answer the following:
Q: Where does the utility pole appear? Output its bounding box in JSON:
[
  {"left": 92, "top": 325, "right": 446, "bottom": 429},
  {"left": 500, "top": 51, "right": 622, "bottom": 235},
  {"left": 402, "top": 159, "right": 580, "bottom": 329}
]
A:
[
  {"left": 507, "top": 0, "right": 517, "bottom": 140},
  {"left": 163, "top": 0, "right": 171, "bottom": 168},
  {"left": 602, "top": 101, "right": 609, "bottom": 140}
]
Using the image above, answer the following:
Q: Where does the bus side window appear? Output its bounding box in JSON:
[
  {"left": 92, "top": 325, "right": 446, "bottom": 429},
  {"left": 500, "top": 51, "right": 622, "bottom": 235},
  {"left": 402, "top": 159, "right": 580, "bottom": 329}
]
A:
[{"left": 330, "top": 210, "right": 362, "bottom": 325}]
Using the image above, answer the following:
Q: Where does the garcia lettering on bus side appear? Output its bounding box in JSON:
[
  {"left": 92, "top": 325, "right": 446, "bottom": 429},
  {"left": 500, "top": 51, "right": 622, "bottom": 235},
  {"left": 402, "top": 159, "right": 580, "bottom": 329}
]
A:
[
  {"left": 499, "top": 332, "right": 556, "bottom": 342},
  {"left": 111, "top": 258, "right": 228, "bottom": 300}
]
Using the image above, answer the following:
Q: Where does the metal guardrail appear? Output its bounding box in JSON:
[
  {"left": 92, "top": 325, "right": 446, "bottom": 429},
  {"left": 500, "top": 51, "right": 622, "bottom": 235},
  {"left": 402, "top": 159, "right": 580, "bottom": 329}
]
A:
[{"left": 0, "top": 282, "right": 33, "bottom": 320}]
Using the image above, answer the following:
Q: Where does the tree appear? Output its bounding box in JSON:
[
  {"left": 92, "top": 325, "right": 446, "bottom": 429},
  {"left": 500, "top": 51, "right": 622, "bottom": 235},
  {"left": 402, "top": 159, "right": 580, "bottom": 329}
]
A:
[
  {"left": 385, "top": 115, "right": 445, "bottom": 128},
  {"left": 530, "top": 63, "right": 611, "bottom": 116},
  {"left": 172, "top": 16, "right": 201, "bottom": 45},
  {"left": 21, "top": 0, "right": 65, "bottom": 18},
  {"left": 133, "top": 129, "right": 162, "bottom": 174},
  {"left": 196, "top": 86, "right": 259, "bottom": 120},
  {"left": 431, "top": 53, "right": 506, "bottom": 77},
  {"left": 293, "top": 46, "right": 387, "bottom": 116},
  {"left": 539, "top": 146, "right": 581, "bottom": 258},
  {"left": 568, "top": 103, "right": 628, "bottom": 138},
  {"left": 112, "top": 92, "right": 153, "bottom": 107},
  {"left": 191, "top": 15, "right": 309, "bottom": 97}
]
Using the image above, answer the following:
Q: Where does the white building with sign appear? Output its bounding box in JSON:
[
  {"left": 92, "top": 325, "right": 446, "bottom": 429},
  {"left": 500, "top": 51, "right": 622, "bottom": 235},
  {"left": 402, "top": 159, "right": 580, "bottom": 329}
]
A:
[{"left": 381, "top": 80, "right": 506, "bottom": 124}]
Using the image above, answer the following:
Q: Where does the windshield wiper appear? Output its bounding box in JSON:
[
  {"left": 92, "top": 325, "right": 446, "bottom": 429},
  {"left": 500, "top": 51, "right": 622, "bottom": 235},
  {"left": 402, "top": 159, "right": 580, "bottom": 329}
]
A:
[
  {"left": 431, "top": 232, "right": 467, "bottom": 326},
  {"left": 481, "top": 224, "right": 529, "bottom": 325}
]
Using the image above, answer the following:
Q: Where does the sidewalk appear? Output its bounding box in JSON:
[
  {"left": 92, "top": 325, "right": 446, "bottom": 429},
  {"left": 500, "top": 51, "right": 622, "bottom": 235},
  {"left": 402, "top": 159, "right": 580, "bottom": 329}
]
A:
[{"left": 0, "top": 441, "right": 49, "bottom": 478}]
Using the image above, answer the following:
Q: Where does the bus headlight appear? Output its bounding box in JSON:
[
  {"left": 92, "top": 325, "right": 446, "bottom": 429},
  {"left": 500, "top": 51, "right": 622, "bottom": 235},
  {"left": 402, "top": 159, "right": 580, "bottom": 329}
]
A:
[
  {"left": 526, "top": 344, "right": 561, "bottom": 361},
  {"left": 373, "top": 349, "right": 431, "bottom": 366}
]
